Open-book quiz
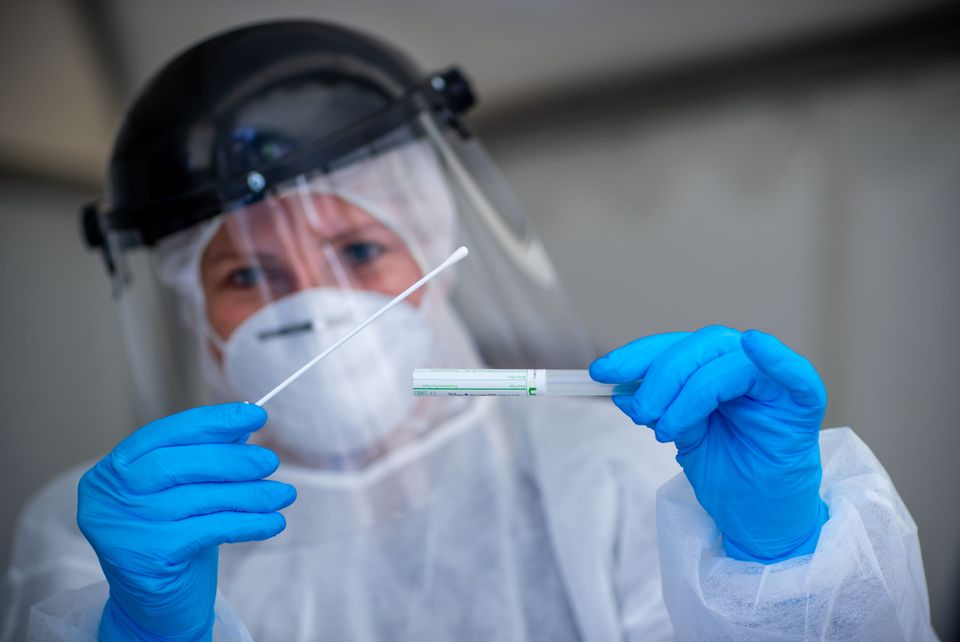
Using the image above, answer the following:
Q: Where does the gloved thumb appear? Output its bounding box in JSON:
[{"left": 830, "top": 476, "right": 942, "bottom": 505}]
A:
[{"left": 741, "top": 330, "right": 827, "bottom": 409}]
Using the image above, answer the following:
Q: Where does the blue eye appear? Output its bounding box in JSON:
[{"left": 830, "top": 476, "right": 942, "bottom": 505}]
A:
[
  {"left": 226, "top": 266, "right": 267, "bottom": 288},
  {"left": 342, "top": 242, "right": 385, "bottom": 266}
]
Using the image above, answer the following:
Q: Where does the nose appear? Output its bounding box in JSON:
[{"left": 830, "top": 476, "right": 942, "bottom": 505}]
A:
[{"left": 287, "top": 241, "right": 355, "bottom": 293}]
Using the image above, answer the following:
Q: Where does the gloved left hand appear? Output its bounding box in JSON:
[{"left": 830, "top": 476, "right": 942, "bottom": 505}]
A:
[{"left": 590, "top": 326, "right": 829, "bottom": 563}]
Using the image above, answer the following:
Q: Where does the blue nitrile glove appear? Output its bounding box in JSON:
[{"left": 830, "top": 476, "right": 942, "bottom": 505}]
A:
[
  {"left": 77, "top": 403, "right": 296, "bottom": 641},
  {"left": 590, "top": 326, "right": 829, "bottom": 563}
]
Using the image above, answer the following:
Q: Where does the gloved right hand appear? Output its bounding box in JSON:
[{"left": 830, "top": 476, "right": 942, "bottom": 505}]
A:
[
  {"left": 77, "top": 403, "right": 296, "bottom": 641},
  {"left": 590, "top": 327, "right": 827, "bottom": 563}
]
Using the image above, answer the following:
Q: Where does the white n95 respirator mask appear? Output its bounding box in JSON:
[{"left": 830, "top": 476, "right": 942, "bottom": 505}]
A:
[{"left": 217, "top": 288, "right": 432, "bottom": 467}]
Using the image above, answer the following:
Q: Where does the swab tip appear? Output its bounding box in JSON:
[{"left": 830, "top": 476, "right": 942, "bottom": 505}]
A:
[{"left": 452, "top": 246, "right": 469, "bottom": 261}]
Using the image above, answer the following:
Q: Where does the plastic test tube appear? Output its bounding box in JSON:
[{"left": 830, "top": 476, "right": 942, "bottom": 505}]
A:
[{"left": 412, "top": 368, "right": 641, "bottom": 397}]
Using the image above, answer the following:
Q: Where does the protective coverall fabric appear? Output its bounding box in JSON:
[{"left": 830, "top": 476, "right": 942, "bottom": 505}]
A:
[
  {"left": 657, "top": 426, "right": 936, "bottom": 641},
  {"left": 2, "top": 398, "right": 937, "bottom": 641}
]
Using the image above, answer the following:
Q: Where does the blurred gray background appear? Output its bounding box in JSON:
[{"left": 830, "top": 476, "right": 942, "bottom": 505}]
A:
[{"left": 1, "top": 0, "right": 958, "bottom": 638}]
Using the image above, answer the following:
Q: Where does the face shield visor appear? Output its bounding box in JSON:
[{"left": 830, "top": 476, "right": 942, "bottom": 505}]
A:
[
  {"left": 152, "top": 137, "right": 487, "bottom": 471},
  {"left": 93, "top": 83, "right": 595, "bottom": 473}
]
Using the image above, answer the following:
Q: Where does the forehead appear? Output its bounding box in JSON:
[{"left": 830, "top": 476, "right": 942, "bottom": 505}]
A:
[{"left": 207, "top": 192, "right": 388, "bottom": 253}]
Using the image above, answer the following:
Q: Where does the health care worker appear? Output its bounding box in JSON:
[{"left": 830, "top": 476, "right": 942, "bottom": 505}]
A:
[{"left": 1, "top": 20, "right": 936, "bottom": 642}]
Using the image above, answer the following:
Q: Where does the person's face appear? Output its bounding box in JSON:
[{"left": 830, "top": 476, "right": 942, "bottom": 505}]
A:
[{"left": 201, "top": 192, "right": 424, "bottom": 347}]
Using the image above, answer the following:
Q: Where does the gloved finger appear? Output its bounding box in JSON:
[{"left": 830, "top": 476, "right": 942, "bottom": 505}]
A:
[
  {"left": 128, "top": 480, "right": 297, "bottom": 521},
  {"left": 113, "top": 403, "right": 267, "bottom": 465},
  {"left": 117, "top": 443, "right": 280, "bottom": 494},
  {"left": 656, "top": 351, "right": 757, "bottom": 450},
  {"left": 628, "top": 325, "right": 742, "bottom": 425},
  {"left": 167, "top": 512, "right": 287, "bottom": 563},
  {"left": 589, "top": 332, "right": 689, "bottom": 383},
  {"left": 612, "top": 394, "right": 643, "bottom": 425},
  {"left": 611, "top": 394, "right": 685, "bottom": 444},
  {"left": 741, "top": 330, "right": 827, "bottom": 409}
]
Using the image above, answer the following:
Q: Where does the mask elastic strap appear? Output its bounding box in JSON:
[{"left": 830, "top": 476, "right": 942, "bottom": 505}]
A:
[
  {"left": 204, "top": 321, "right": 229, "bottom": 354},
  {"left": 185, "top": 217, "right": 231, "bottom": 359}
]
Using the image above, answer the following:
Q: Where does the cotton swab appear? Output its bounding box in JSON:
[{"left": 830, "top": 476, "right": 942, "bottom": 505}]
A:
[{"left": 254, "top": 246, "right": 469, "bottom": 406}]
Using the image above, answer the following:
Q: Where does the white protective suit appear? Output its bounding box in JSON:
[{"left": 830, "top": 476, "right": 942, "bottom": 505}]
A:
[{"left": 2, "top": 396, "right": 936, "bottom": 641}]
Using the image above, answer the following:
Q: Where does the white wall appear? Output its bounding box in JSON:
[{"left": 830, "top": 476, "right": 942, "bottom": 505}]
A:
[
  {"left": 489, "top": 61, "right": 960, "bottom": 637},
  {"left": 0, "top": 60, "right": 957, "bottom": 637}
]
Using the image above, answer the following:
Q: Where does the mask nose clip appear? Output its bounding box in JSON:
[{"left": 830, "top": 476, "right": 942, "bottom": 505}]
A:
[
  {"left": 255, "top": 309, "right": 356, "bottom": 342},
  {"left": 257, "top": 321, "right": 315, "bottom": 341}
]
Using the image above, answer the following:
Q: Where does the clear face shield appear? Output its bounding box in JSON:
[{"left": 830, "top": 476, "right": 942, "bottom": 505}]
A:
[
  {"left": 108, "top": 116, "right": 595, "bottom": 472},
  {"left": 153, "top": 138, "right": 486, "bottom": 471}
]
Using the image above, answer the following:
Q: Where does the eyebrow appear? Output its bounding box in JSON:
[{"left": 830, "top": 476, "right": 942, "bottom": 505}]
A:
[
  {"left": 204, "top": 220, "right": 397, "bottom": 266},
  {"left": 204, "top": 250, "right": 283, "bottom": 267},
  {"left": 328, "top": 221, "right": 395, "bottom": 242}
]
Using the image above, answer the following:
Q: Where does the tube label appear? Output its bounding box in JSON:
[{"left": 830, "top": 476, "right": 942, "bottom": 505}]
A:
[{"left": 412, "top": 369, "right": 545, "bottom": 396}]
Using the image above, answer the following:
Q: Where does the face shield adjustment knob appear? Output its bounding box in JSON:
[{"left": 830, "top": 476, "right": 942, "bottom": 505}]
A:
[
  {"left": 428, "top": 67, "right": 476, "bottom": 139},
  {"left": 431, "top": 68, "right": 476, "bottom": 116}
]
